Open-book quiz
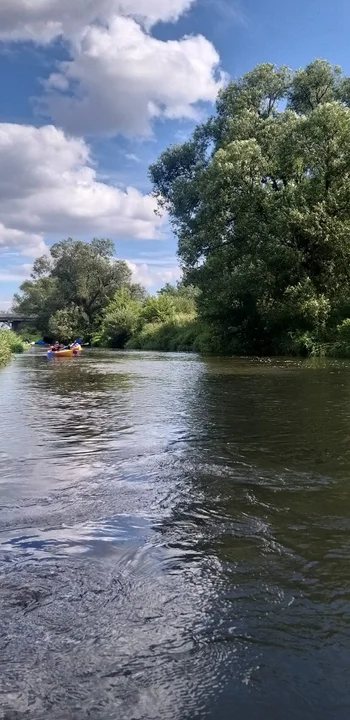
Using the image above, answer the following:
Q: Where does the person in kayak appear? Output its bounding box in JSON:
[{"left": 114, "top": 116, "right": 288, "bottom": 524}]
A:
[{"left": 51, "top": 341, "right": 65, "bottom": 352}]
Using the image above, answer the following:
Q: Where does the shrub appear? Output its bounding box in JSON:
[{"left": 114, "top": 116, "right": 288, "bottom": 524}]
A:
[
  {"left": 0, "top": 330, "right": 25, "bottom": 366},
  {"left": 127, "top": 314, "right": 217, "bottom": 353},
  {"left": 97, "top": 288, "right": 143, "bottom": 348}
]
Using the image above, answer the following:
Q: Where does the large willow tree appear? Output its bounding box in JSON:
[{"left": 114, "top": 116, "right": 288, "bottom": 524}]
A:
[
  {"left": 150, "top": 60, "right": 350, "bottom": 354},
  {"left": 14, "top": 238, "right": 132, "bottom": 341}
]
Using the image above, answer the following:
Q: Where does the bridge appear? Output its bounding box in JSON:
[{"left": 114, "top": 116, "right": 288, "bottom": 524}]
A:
[{"left": 0, "top": 312, "right": 36, "bottom": 332}]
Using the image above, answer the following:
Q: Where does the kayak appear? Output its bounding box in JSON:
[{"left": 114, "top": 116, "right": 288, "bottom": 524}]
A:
[
  {"left": 47, "top": 344, "right": 82, "bottom": 358},
  {"left": 53, "top": 348, "right": 74, "bottom": 358}
]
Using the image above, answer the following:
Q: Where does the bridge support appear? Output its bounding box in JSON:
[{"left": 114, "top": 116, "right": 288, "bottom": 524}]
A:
[{"left": 11, "top": 320, "right": 21, "bottom": 333}]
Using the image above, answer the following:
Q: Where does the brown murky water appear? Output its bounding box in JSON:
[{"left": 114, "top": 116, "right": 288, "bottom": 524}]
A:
[{"left": 1, "top": 349, "right": 350, "bottom": 719}]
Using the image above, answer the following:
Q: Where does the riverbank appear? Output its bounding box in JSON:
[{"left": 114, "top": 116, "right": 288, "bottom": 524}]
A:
[
  {"left": 12, "top": 237, "right": 350, "bottom": 359},
  {"left": 126, "top": 310, "right": 350, "bottom": 356},
  {"left": 116, "top": 319, "right": 350, "bottom": 358},
  {"left": 0, "top": 330, "right": 25, "bottom": 366}
]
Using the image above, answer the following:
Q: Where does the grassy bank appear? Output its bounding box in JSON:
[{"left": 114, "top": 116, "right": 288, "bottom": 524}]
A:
[
  {"left": 0, "top": 330, "right": 25, "bottom": 367},
  {"left": 126, "top": 314, "right": 219, "bottom": 353},
  {"left": 127, "top": 320, "right": 350, "bottom": 357}
]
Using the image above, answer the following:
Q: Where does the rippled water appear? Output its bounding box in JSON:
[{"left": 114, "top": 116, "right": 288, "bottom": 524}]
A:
[{"left": 1, "top": 349, "right": 350, "bottom": 719}]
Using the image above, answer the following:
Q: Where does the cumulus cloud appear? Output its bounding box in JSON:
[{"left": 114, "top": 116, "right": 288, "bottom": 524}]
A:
[
  {"left": 42, "top": 17, "right": 224, "bottom": 136},
  {"left": 0, "top": 225, "right": 47, "bottom": 258},
  {"left": 0, "top": 123, "right": 164, "bottom": 258},
  {"left": 44, "top": 24, "right": 224, "bottom": 137},
  {"left": 126, "top": 260, "right": 182, "bottom": 288},
  {"left": 0, "top": 0, "right": 196, "bottom": 42},
  {"left": 0, "top": 1, "right": 224, "bottom": 138},
  {"left": 0, "top": 0, "right": 225, "bottom": 272}
]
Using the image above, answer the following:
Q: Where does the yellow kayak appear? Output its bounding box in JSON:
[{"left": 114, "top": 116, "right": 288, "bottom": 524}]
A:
[
  {"left": 47, "top": 344, "right": 82, "bottom": 358},
  {"left": 54, "top": 348, "right": 74, "bottom": 357}
]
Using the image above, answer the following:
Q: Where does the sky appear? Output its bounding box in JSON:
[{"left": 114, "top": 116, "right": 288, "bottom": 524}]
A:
[{"left": 1, "top": 0, "right": 350, "bottom": 309}]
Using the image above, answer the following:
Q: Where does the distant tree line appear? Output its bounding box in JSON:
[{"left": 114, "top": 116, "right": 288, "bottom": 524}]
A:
[{"left": 13, "top": 238, "right": 202, "bottom": 351}]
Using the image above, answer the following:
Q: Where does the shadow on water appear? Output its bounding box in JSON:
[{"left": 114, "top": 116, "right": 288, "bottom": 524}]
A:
[{"left": 1, "top": 350, "right": 350, "bottom": 718}]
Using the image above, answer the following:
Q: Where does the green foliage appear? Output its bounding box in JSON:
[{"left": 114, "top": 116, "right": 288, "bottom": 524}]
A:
[
  {"left": 0, "top": 337, "right": 11, "bottom": 366},
  {"left": 150, "top": 59, "right": 350, "bottom": 356},
  {"left": 138, "top": 295, "right": 176, "bottom": 325},
  {"left": 288, "top": 60, "right": 343, "bottom": 114},
  {"left": 324, "top": 318, "right": 350, "bottom": 356},
  {"left": 14, "top": 238, "right": 132, "bottom": 341},
  {"left": 16, "top": 328, "right": 41, "bottom": 343},
  {"left": 97, "top": 281, "right": 216, "bottom": 353},
  {"left": 13, "top": 60, "right": 350, "bottom": 359},
  {"left": 158, "top": 282, "right": 200, "bottom": 314},
  {"left": 49, "top": 307, "right": 88, "bottom": 344},
  {"left": 96, "top": 287, "right": 144, "bottom": 348},
  {"left": 13, "top": 276, "right": 58, "bottom": 338},
  {"left": 127, "top": 315, "right": 216, "bottom": 353},
  {"left": 0, "top": 330, "right": 25, "bottom": 354},
  {"left": 0, "top": 330, "right": 25, "bottom": 366}
]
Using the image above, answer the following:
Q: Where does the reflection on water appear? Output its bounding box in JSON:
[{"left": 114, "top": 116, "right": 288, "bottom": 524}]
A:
[{"left": 1, "top": 350, "right": 350, "bottom": 719}]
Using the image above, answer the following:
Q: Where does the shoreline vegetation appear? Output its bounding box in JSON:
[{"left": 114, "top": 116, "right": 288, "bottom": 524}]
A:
[
  {"left": 0, "top": 330, "right": 25, "bottom": 367},
  {"left": 11, "top": 60, "right": 350, "bottom": 359}
]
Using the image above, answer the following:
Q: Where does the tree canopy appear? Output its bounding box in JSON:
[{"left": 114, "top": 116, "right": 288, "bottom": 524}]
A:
[
  {"left": 14, "top": 238, "right": 133, "bottom": 342},
  {"left": 150, "top": 60, "right": 350, "bottom": 354}
]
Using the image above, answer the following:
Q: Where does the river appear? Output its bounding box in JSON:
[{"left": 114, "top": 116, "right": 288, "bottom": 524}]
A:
[{"left": 1, "top": 349, "right": 350, "bottom": 719}]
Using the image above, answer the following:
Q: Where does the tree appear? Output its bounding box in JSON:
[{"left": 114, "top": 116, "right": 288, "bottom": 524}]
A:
[
  {"left": 150, "top": 60, "right": 350, "bottom": 354},
  {"left": 158, "top": 281, "right": 200, "bottom": 314},
  {"left": 99, "top": 287, "right": 144, "bottom": 348},
  {"left": 139, "top": 295, "right": 176, "bottom": 325},
  {"left": 288, "top": 59, "right": 342, "bottom": 114},
  {"left": 13, "top": 276, "right": 58, "bottom": 338},
  {"left": 48, "top": 307, "right": 88, "bottom": 344},
  {"left": 14, "top": 238, "right": 133, "bottom": 340}
]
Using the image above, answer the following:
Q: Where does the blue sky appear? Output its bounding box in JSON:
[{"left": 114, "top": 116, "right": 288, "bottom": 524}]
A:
[{"left": 0, "top": 0, "right": 350, "bottom": 309}]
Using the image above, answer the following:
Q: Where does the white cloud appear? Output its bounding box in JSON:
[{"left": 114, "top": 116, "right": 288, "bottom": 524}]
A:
[
  {"left": 0, "top": 0, "right": 225, "bottom": 268},
  {"left": 0, "top": 225, "right": 47, "bottom": 258},
  {"left": 125, "top": 153, "right": 141, "bottom": 163},
  {"left": 0, "top": 264, "right": 32, "bottom": 283},
  {"left": 43, "top": 16, "right": 225, "bottom": 136},
  {"left": 0, "top": 123, "right": 164, "bottom": 258},
  {"left": 0, "top": 0, "right": 196, "bottom": 43},
  {"left": 126, "top": 260, "right": 182, "bottom": 288},
  {"left": 0, "top": 1, "right": 224, "bottom": 139}
]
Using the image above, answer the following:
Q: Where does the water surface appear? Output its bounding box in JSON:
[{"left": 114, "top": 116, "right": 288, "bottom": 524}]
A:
[{"left": 1, "top": 349, "right": 350, "bottom": 719}]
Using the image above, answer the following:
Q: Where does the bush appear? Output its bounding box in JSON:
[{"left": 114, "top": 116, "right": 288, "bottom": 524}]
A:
[
  {"left": 16, "top": 328, "right": 40, "bottom": 343},
  {"left": 0, "top": 335, "right": 11, "bottom": 366},
  {"left": 325, "top": 318, "right": 350, "bottom": 357},
  {"left": 0, "top": 330, "right": 25, "bottom": 366},
  {"left": 138, "top": 295, "right": 176, "bottom": 326},
  {"left": 127, "top": 314, "right": 217, "bottom": 353},
  {"left": 96, "top": 288, "right": 143, "bottom": 348}
]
